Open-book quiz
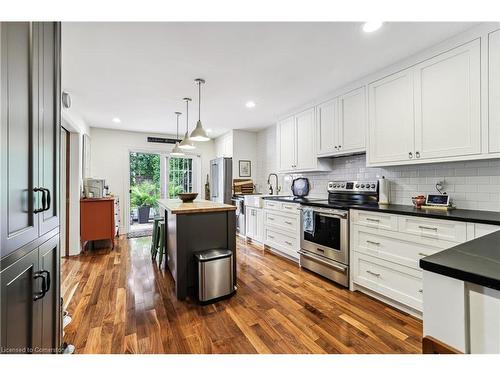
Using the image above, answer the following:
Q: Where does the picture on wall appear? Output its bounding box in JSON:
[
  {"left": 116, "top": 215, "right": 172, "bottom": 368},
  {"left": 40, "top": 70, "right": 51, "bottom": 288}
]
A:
[{"left": 239, "top": 160, "right": 251, "bottom": 177}]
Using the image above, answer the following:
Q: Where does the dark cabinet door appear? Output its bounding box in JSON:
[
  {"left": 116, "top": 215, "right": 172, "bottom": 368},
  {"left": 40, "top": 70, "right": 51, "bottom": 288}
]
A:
[
  {"left": 0, "top": 22, "right": 40, "bottom": 257},
  {"left": 37, "top": 22, "right": 61, "bottom": 236},
  {"left": 0, "top": 245, "right": 41, "bottom": 353},
  {"left": 38, "top": 235, "right": 60, "bottom": 352}
]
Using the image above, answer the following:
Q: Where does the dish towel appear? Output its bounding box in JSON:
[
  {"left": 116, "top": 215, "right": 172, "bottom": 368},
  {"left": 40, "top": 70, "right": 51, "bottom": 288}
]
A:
[{"left": 303, "top": 207, "right": 315, "bottom": 235}]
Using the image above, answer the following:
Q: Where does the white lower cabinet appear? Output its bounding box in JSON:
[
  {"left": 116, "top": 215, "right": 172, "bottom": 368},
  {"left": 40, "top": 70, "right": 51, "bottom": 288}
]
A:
[
  {"left": 246, "top": 206, "right": 263, "bottom": 243},
  {"left": 350, "top": 209, "right": 500, "bottom": 315},
  {"left": 263, "top": 201, "right": 300, "bottom": 260},
  {"left": 353, "top": 252, "right": 423, "bottom": 311}
]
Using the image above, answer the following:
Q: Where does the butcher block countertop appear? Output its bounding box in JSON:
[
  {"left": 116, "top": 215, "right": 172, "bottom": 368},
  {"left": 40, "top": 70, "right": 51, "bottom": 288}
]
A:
[{"left": 157, "top": 199, "right": 236, "bottom": 214}]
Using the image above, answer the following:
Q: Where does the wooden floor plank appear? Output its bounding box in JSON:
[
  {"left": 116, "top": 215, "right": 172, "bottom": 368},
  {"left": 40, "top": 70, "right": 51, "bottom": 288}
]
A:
[{"left": 61, "top": 235, "right": 422, "bottom": 354}]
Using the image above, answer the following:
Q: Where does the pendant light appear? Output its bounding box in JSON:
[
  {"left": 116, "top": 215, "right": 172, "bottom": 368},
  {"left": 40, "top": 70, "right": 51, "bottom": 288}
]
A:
[
  {"left": 170, "top": 112, "right": 184, "bottom": 156},
  {"left": 190, "top": 78, "right": 211, "bottom": 141},
  {"left": 179, "top": 97, "right": 196, "bottom": 150}
]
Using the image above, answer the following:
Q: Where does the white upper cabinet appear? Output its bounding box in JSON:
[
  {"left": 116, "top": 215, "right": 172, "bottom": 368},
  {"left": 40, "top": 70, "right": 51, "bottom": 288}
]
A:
[
  {"left": 414, "top": 39, "right": 481, "bottom": 160},
  {"left": 368, "top": 69, "right": 415, "bottom": 164},
  {"left": 316, "top": 99, "right": 338, "bottom": 156},
  {"left": 367, "top": 38, "right": 483, "bottom": 166},
  {"left": 295, "top": 108, "right": 316, "bottom": 170},
  {"left": 489, "top": 29, "right": 500, "bottom": 154},
  {"left": 338, "top": 87, "right": 366, "bottom": 154},
  {"left": 277, "top": 116, "right": 296, "bottom": 171},
  {"left": 316, "top": 87, "right": 366, "bottom": 157},
  {"left": 277, "top": 108, "right": 329, "bottom": 172}
]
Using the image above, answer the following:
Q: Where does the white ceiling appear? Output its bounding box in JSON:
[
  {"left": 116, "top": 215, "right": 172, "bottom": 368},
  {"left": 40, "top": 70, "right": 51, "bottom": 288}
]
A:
[{"left": 62, "top": 22, "right": 477, "bottom": 137}]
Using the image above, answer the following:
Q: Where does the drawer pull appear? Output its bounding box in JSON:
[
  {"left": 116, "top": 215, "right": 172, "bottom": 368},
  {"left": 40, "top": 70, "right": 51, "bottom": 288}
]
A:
[
  {"left": 284, "top": 206, "right": 293, "bottom": 210},
  {"left": 316, "top": 248, "right": 325, "bottom": 253},
  {"left": 418, "top": 225, "right": 438, "bottom": 231},
  {"left": 418, "top": 252, "right": 430, "bottom": 257},
  {"left": 366, "top": 270, "right": 381, "bottom": 277},
  {"left": 418, "top": 289, "right": 423, "bottom": 293},
  {"left": 285, "top": 221, "right": 293, "bottom": 225},
  {"left": 268, "top": 235, "right": 275, "bottom": 239},
  {"left": 285, "top": 241, "right": 293, "bottom": 246},
  {"left": 366, "top": 240, "right": 380, "bottom": 246},
  {"left": 268, "top": 217, "right": 275, "bottom": 221},
  {"left": 366, "top": 218, "right": 380, "bottom": 223}
]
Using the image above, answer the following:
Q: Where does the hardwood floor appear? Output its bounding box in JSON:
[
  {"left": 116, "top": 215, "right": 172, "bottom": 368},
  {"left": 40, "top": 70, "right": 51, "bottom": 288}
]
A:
[{"left": 61, "top": 235, "right": 423, "bottom": 354}]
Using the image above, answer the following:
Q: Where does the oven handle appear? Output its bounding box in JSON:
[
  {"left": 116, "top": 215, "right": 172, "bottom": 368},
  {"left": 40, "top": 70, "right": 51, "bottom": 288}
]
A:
[
  {"left": 298, "top": 250, "right": 348, "bottom": 273},
  {"left": 299, "top": 208, "right": 348, "bottom": 220}
]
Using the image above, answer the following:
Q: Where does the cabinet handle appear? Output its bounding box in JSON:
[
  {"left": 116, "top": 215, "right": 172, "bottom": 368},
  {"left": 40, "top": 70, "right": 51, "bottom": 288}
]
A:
[
  {"left": 42, "top": 188, "right": 51, "bottom": 212},
  {"left": 285, "top": 241, "right": 293, "bottom": 246},
  {"left": 418, "top": 225, "right": 438, "bottom": 231},
  {"left": 418, "top": 252, "right": 430, "bottom": 257},
  {"left": 366, "top": 270, "right": 381, "bottom": 277},
  {"left": 334, "top": 146, "right": 338, "bottom": 150},
  {"left": 268, "top": 217, "right": 275, "bottom": 221},
  {"left": 33, "top": 187, "right": 46, "bottom": 214},
  {"left": 409, "top": 152, "right": 413, "bottom": 159},
  {"left": 415, "top": 151, "right": 420, "bottom": 159},
  {"left": 33, "top": 270, "right": 50, "bottom": 301},
  {"left": 366, "top": 218, "right": 380, "bottom": 223},
  {"left": 366, "top": 240, "right": 380, "bottom": 246},
  {"left": 418, "top": 289, "right": 423, "bottom": 293},
  {"left": 268, "top": 235, "right": 275, "bottom": 239},
  {"left": 285, "top": 221, "right": 293, "bottom": 225},
  {"left": 338, "top": 145, "right": 342, "bottom": 149}
]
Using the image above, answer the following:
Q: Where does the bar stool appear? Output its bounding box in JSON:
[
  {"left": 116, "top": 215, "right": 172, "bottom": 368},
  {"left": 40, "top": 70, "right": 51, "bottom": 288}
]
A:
[
  {"left": 157, "top": 222, "right": 166, "bottom": 267},
  {"left": 150, "top": 216, "right": 163, "bottom": 260}
]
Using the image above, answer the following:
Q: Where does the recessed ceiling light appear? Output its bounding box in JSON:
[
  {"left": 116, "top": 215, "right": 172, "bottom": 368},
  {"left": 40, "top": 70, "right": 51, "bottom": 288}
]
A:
[
  {"left": 245, "top": 101, "right": 256, "bottom": 109},
  {"left": 362, "top": 22, "right": 384, "bottom": 33},
  {"left": 112, "top": 117, "right": 121, "bottom": 123}
]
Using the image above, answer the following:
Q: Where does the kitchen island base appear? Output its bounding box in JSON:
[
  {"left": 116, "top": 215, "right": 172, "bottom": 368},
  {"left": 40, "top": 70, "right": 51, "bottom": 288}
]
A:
[{"left": 159, "top": 199, "right": 237, "bottom": 301}]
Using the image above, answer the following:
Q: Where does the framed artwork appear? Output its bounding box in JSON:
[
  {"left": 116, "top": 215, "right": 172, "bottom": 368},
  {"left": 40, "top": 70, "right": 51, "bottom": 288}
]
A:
[{"left": 239, "top": 160, "right": 251, "bottom": 177}]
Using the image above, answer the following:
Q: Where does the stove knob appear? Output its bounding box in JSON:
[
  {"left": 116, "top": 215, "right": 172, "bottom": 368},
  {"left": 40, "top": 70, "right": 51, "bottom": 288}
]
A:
[
  {"left": 371, "top": 184, "right": 376, "bottom": 188},
  {"left": 360, "top": 184, "right": 365, "bottom": 188},
  {"left": 355, "top": 184, "right": 360, "bottom": 188},
  {"left": 341, "top": 184, "right": 345, "bottom": 188}
]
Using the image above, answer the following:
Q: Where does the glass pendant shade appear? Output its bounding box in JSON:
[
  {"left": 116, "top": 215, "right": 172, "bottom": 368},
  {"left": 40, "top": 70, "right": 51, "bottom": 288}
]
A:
[
  {"left": 179, "top": 97, "right": 196, "bottom": 150},
  {"left": 190, "top": 78, "right": 211, "bottom": 141},
  {"left": 170, "top": 111, "right": 185, "bottom": 156}
]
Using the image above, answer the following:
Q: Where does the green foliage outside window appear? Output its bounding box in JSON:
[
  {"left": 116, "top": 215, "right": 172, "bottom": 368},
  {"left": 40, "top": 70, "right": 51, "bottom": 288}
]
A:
[{"left": 129, "top": 152, "right": 160, "bottom": 209}]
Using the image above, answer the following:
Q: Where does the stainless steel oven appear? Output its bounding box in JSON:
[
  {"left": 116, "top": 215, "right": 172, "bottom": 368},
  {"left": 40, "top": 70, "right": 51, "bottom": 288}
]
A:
[{"left": 299, "top": 206, "right": 349, "bottom": 287}]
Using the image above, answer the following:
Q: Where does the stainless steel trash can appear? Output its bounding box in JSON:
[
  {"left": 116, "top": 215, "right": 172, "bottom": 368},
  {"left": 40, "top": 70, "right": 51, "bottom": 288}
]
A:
[{"left": 195, "top": 249, "right": 234, "bottom": 303}]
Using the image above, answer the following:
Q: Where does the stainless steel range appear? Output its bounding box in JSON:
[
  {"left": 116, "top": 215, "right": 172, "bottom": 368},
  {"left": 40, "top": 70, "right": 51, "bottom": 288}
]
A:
[{"left": 299, "top": 180, "right": 379, "bottom": 287}]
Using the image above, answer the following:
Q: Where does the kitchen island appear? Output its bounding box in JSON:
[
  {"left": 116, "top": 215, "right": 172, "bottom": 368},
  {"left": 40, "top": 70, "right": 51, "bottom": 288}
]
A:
[
  {"left": 157, "top": 199, "right": 236, "bottom": 300},
  {"left": 420, "top": 230, "right": 500, "bottom": 353}
]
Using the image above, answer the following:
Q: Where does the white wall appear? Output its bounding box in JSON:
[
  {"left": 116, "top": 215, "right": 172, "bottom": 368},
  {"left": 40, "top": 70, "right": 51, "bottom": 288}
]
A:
[
  {"left": 89, "top": 127, "right": 215, "bottom": 233},
  {"left": 232, "top": 130, "right": 257, "bottom": 180},
  {"left": 255, "top": 126, "right": 500, "bottom": 211}
]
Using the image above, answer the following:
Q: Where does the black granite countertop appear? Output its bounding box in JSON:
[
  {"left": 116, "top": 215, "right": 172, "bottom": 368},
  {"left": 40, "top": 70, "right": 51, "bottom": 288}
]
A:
[
  {"left": 350, "top": 204, "right": 500, "bottom": 226},
  {"left": 262, "top": 196, "right": 500, "bottom": 225},
  {"left": 420, "top": 230, "right": 500, "bottom": 291}
]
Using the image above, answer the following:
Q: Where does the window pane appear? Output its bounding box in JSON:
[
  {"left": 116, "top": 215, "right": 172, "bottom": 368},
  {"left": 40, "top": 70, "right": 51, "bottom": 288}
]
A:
[{"left": 168, "top": 156, "right": 194, "bottom": 198}]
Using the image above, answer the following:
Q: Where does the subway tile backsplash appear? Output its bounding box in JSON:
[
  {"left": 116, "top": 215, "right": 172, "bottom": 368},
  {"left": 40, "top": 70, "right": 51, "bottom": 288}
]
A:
[{"left": 255, "top": 128, "right": 500, "bottom": 212}]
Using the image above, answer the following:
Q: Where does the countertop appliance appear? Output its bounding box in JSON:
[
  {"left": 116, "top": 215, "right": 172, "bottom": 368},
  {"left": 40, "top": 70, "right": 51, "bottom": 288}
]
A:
[
  {"left": 291, "top": 177, "right": 310, "bottom": 198},
  {"left": 83, "top": 178, "right": 106, "bottom": 198},
  {"left": 210, "top": 157, "right": 233, "bottom": 204},
  {"left": 231, "top": 196, "right": 245, "bottom": 237},
  {"left": 299, "top": 180, "right": 379, "bottom": 287}
]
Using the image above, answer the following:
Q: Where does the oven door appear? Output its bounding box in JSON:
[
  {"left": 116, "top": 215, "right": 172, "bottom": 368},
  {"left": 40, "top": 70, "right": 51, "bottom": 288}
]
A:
[{"left": 301, "top": 207, "right": 348, "bottom": 265}]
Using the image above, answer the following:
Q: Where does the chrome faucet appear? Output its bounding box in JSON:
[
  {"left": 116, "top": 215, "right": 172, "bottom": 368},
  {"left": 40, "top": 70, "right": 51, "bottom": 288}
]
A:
[{"left": 267, "top": 173, "right": 279, "bottom": 195}]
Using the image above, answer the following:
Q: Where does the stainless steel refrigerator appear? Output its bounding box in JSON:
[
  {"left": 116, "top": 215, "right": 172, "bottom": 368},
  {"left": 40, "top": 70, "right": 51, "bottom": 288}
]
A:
[{"left": 210, "top": 157, "right": 232, "bottom": 204}]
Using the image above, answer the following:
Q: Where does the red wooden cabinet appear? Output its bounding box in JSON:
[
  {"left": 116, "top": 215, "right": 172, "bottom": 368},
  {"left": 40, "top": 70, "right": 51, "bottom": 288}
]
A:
[{"left": 80, "top": 198, "right": 116, "bottom": 250}]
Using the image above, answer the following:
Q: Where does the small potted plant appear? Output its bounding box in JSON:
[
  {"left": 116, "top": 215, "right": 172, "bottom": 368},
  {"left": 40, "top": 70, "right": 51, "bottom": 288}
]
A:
[{"left": 131, "top": 182, "right": 159, "bottom": 224}]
